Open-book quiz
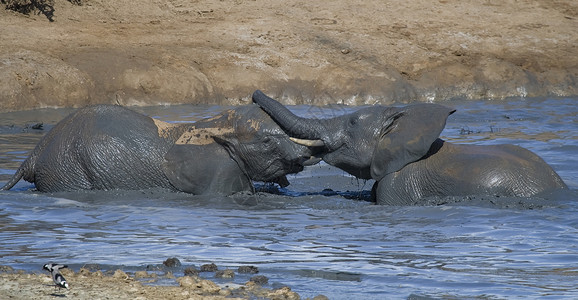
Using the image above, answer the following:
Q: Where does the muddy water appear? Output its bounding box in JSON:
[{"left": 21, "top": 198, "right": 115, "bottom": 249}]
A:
[{"left": 0, "top": 97, "right": 576, "bottom": 299}]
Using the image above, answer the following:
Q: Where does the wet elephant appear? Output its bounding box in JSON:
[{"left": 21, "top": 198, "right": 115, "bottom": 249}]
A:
[
  {"left": 1, "top": 104, "right": 319, "bottom": 195},
  {"left": 251, "top": 90, "right": 567, "bottom": 205}
]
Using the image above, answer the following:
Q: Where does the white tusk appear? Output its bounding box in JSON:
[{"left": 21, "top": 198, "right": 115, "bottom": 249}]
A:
[{"left": 289, "top": 137, "right": 325, "bottom": 147}]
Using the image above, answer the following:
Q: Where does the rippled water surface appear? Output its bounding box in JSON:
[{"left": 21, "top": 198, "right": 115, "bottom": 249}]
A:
[{"left": 0, "top": 97, "right": 577, "bottom": 299}]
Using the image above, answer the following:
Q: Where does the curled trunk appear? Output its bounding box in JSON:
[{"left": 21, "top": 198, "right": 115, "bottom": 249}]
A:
[{"left": 252, "top": 90, "right": 325, "bottom": 140}]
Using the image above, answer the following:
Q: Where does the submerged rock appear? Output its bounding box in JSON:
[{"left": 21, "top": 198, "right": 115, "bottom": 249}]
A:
[
  {"left": 215, "top": 269, "right": 235, "bottom": 279},
  {"left": 250, "top": 275, "right": 269, "bottom": 285},
  {"left": 163, "top": 257, "right": 181, "bottom": 268},
  {"left": 238, "top": 265, "right": 259, "bottom": 274},
  {"left": 184, "top": 267, "right": 199, "bottom": 276},
  {"left": 200, "top": 263, "right": 218, "bottom": 272}
]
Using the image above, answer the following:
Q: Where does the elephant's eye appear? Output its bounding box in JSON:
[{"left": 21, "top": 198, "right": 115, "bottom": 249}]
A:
[{"left": 349, "top": 117, "right": 358, "bottom": 126}]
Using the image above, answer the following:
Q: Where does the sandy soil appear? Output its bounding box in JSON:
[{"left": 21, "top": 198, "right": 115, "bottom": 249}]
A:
[
  {"left": 0, "top": 265, "right": 319, "bottom": 300},
  {"left": 0, "top": 0, "right": 576, "bottom": 112}
]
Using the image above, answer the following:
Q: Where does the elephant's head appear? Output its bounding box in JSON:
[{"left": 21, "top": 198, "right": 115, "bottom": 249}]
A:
[
  {"left": 252, "top": 90, "right": 455, "bottom": 181},
  {"left": 163, "top": 104, "right": 321, "bottom": 193},
  {"left": 208, "top": 105, "right": 322, "bottom": 185}
]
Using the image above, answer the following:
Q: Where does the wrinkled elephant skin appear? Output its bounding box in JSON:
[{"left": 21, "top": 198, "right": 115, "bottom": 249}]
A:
[
  {"left": 252, "top": 90, "right": 567, "bottom": 205},
  {"left": 1, "top": 104, "right": 318, "bottom": 195}
]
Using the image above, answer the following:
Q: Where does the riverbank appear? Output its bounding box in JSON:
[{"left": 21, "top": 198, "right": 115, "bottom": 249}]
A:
[
  {"left": 1, "top": 0, "right": 576, "bottom": 112},
  {"left": 0, "top": 265, "right": 317, "bottom": 300}
]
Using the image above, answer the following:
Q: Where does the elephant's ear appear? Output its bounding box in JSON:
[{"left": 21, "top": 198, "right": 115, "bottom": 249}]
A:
[
  {"left": 164, "top": 143, "right": 237, "bottom": 194},
  {"left": 163, "top": 144, "right": 207, "bottom": 193},
  {"left": 163, "top": 127, "right": 224, "bottom": 193},
  {"left": 370, "top": 104, "right": 455, "bottom": 180},
  {"left": 212, "top": 134, "right": 251, "bottom": 180},
  {"left": 163, "top": 142, "right": 254, "bottom": 195}
]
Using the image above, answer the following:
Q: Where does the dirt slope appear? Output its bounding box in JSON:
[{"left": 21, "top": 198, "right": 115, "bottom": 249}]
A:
[{"left": 0, "top": 0, "right": 576, "bottom": 111}]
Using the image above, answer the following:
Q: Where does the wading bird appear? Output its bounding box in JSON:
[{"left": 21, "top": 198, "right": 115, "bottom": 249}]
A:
[{"left": 43, "top": 263, "right": 69, "bottom": 290}]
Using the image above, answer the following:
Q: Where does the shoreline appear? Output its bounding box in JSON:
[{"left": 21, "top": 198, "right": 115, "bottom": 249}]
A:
[
  {"left": 0, "top": 264, "right": 318, "bottom": 300},
  {"left": 1, "top": 0, "right": 576, "bottom": 112}
]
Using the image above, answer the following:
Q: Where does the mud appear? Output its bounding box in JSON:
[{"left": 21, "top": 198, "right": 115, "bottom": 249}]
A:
[{"left": 1, "top": 0, "right": 577, "bottom": 112}]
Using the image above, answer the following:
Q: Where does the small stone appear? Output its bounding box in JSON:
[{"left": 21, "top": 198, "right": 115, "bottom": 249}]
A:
[
  {"left": 112, "top": 269, "right": 129, "bottom": 280},
  {"left": 237, "top": 265, "right": 259, "bottom": 274},
  {"left": 267, "top": 286, "right": 300, "bottom": 300},
  {"left": 177, "top": 276, "right": 196, "bottom": 288},
  {"left": 178, "top": 276, "right": 221, "bottom": 294},
  {"left": 134, "top": 271, "right": 150, "bottom": 279},
  {"left": 184, "top": 266, "right": 199, "bottom": 276},
  {"left": 146, "top": 264, "right": 162, "bottom": 271},
  {"left": 0, "top": 265, "right": 14, "bottom": 272},
  {"left": 197, "top": 279, "right": 221, "bottom": 294},
  {"left": 341, "top": 48, "right": 351, "bottom": 54},
  {"left": 250, "top": 275, "right": 269, "bottom": 285},
  {"left": 200, "top": 263, "right": 218, "bottom": 272},
  {"left": 91, "top": 270, "right": 104, "bottom": 277},
  {"left": 163, "top": 257, "right": 182, "bottom": 267},
  {"left": 215, "top": 269, "right": 235, "bottom": 279}
]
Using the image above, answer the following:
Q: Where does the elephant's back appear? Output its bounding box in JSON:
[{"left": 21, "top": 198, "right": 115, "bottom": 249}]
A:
[
  {"left": 437, "top": 143, "right": 567, "bottom": 196},
  {"left": 377, "top": 142, "right": 567, "bottom": 204},
  {"left": 79, "top": 105, "right": 158, "bottom": 139},
  {"left": 31, "top": 105, "right": 174, "bottom": 191}
]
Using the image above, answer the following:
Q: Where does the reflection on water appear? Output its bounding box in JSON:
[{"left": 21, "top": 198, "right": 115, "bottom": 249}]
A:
[{"left": 0, "top": 97, "right": 577, "bottom": 299}]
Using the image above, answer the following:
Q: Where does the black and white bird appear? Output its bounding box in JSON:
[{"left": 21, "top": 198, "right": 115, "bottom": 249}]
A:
[{"left": 43, "top": 263, "right": 69, "bottom": 289}]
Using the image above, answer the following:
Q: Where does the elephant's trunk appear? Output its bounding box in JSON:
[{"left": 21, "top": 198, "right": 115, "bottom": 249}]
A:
[{"left": 252, "top": 90, "right": 327, "bottom": 142}]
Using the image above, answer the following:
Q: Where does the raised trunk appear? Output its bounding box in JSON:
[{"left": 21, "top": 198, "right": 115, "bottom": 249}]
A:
[{"left": 252, "top": 90, "right": 326, "bottom": 140}]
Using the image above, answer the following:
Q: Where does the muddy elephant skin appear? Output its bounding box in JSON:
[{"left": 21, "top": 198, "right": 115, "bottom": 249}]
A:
[
  {"left": 1, "top": 104, "right": 318, "bottom": 195},
  {"left": 251, "top": 90, "right": 567, "bottom": 205}
]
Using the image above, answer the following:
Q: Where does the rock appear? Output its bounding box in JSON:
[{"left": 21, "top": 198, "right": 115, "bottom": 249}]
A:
[
  {"left": 215, "top": 269, "right": 235, "bottom": 279},
  {"left": 112, "top": 269, "right": 129, "bottom": 280},
  {"left": 238, "top": 265, "right": 259, "bottom": 274},
  {"left": 0, "top": 266, "right": 14, "bottom": 273},
  {"left": 176, "top": 276, "right": 196, "bottom": 288},
  {"left": 177, "top": 276, "right": 221, "bottom": 294},
  {"left": 266, "top": 286, "right": 300, "bottom": 300},
  {"left": 200, "top": 263, "right": 218, "bottom": 272},
  {"left": 184, "top": 266, "right": 199, "bottom": 276},
  {"left": 146, "top": 264, "right": 163, "bottom": 271},
  {"left": 163, "top": 257, "right": 181, "bottom": 268},
  {"left": 197, "top": 279, "right": 222, "bottom": 294},
  {"left": 250, "top": 275, "right": 269, "bottom": 285},
  {"left": 134, "top": 271, "right": 150, "bottom": 279}
]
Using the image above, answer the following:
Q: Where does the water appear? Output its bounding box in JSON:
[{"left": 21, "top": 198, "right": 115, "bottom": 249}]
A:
[{"left": 0, "top": 97, "right": 577, "bottom": 299}]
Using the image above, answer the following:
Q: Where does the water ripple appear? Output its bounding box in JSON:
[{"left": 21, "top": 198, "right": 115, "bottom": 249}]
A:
[{"left": 0, "top": 98, "right": 577, "bottom": 299}]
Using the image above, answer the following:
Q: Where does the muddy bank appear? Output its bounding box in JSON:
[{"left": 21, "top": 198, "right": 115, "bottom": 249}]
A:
[
  {"left": 0, "top": 0, "right": 576, "bottom": 112},
  {"left": 0, "top": 264, "right": 322, "bottom": 300}
]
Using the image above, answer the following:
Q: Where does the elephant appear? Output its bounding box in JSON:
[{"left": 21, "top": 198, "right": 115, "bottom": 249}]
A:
[
  {"left": 1, "top": 103, "right": 320, "bottom": 195},
  {"left": 251, "top": 90, "right": 568, "bottom": 205}
]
